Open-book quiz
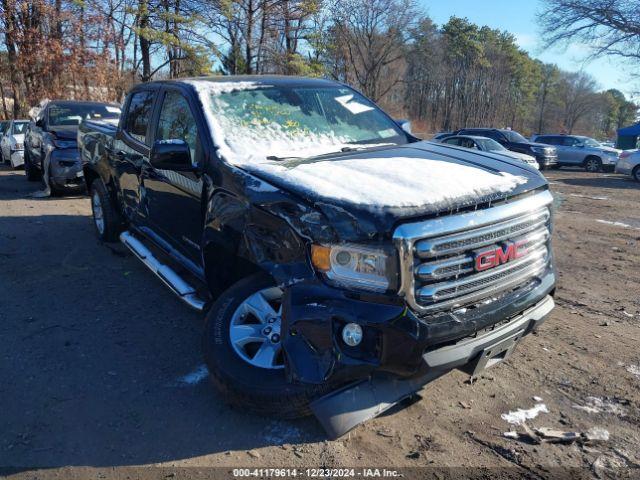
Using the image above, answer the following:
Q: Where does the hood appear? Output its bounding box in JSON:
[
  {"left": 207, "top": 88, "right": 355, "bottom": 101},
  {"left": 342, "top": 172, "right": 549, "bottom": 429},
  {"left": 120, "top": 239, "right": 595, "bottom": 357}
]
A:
[
  {"left": 49, "top": 126, "right": 78, "bottom": 141},
  {"left": 599, "top": 146, "right": 621, "bottom": 155},
  {"left": 241, "top": 141, "right": 547, "bottom": 241},
  {"left": 500, "top": 150, "right": 536, "bottom": 162}
]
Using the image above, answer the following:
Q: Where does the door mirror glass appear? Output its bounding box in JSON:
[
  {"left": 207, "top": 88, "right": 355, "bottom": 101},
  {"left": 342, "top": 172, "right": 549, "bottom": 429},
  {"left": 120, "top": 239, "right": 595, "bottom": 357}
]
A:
[
  {"left": 150, "top": 139, "right": 193, "bottom": 171},
  {"left": 35, "top": 118, "right": 44, "bottom": 128}
]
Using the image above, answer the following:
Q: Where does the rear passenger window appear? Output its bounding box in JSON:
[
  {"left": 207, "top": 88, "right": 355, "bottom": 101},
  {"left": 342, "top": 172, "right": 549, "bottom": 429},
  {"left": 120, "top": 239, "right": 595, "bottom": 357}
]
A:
[{"left": 124, "top": 91, "right": 154, "bottom": 145}]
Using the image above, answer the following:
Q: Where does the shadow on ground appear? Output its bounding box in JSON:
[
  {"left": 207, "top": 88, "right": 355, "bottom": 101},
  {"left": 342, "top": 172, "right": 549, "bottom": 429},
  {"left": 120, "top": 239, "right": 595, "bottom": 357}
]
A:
[{"left": 0, "top": 211, "right": 323, "bottom": 470}]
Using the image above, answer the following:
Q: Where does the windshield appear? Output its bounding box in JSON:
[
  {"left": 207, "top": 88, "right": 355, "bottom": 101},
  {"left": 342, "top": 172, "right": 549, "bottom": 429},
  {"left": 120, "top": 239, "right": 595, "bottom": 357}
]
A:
[
  {"left": 12, "top": 122, "right": 28, "bottom": 134},
  {"left": 204, "top": 85, "right": 407, "bottom": 163},
  {"left": 503, "top": 130, "right": 528, "bottom": 143},
  {"left": 581, "top": 137, "right": 601, "bottom": 148},
  {"left": 476, "top": 137, "right": 506, "bottom": 152},
  {"left": 48, "top": 104, "right": 121, "bottom": 127}
]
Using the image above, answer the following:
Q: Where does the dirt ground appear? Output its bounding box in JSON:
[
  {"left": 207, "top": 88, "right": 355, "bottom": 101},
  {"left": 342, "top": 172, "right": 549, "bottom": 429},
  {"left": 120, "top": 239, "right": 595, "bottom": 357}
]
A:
[{"left": 1, "top": 163, "right": 639, "bottom": 479}]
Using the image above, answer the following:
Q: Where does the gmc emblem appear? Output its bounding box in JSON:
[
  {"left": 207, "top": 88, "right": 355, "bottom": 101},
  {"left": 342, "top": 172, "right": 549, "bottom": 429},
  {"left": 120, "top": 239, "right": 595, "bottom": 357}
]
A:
[{"left": 474, "top": 241, "right": 528, "bottom": 272}]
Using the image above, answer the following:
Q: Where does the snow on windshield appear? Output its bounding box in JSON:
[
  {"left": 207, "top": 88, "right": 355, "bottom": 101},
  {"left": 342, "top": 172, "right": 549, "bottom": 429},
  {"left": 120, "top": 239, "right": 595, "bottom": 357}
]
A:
[
  {"left": 186, "top": 80, "right": 399, "bottom": 166},
  {"left": 247, "top": 156, "right": 528, "bottom": 210}
]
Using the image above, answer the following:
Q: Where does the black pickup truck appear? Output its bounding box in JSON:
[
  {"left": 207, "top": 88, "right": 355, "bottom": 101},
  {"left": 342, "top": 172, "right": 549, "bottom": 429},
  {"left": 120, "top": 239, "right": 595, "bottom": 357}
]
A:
[{"left": 79, "top": 76, "right": 556, "bottom": 438}]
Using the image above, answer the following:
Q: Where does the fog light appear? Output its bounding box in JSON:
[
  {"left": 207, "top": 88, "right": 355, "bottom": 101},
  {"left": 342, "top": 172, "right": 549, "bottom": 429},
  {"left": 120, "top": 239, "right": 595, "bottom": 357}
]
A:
[{"left": 342, "top": 323, "right": 363, "bottom": 346}]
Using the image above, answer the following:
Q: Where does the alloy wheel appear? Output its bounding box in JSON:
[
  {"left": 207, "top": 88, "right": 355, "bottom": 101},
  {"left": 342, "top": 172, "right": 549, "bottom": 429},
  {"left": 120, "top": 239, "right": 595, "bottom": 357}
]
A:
[
  {"left": 229, "top": 286, "right": 285, "bottom": 370},
  {"left": 92, "top": 190, "right": 105, "bottom": 235}
]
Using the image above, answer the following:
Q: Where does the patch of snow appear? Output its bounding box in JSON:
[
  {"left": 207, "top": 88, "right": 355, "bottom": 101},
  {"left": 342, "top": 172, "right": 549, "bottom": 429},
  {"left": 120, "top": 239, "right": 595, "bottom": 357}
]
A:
[
  {"left": 569, "top": 193, "right": 608, "bottom": 201},
  {"left": 248, "top": 157, "right": 527, "bottom": 210},
  {"left": 585, "top": 427, "right": 610, "bottom": 442},
  {"left": 501, "top": 403, "right": 549, "bottom": 425},
  {"left": 596, "top": 219, "right": 640, "bottom": 230},
  {"left": 533, "top": 396, "right": 543, "bottom": 402},
  {"left": 626, "top": 364, "right": 640, "bottom": 378},
  {"left": 174, "top": 364, "right": 208, "bottom": 386},
  {"left": 572, "top": 396, "right": 627, "bottom": 416}
]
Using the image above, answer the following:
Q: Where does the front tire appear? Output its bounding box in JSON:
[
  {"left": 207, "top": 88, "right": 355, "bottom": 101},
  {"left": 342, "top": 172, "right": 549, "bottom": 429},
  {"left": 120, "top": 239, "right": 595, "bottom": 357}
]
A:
[
  {"left": 89, "top": 178, "right": 123, "bottom": 242},
  {"left": 584, "top": 156, "right": 602, "bottom": 173},
  {"left": 633, "top": 165, "right": 640, "bottom": 183},
  {"left": 203, "top": 273, "right": 328, "bottom": 418}
]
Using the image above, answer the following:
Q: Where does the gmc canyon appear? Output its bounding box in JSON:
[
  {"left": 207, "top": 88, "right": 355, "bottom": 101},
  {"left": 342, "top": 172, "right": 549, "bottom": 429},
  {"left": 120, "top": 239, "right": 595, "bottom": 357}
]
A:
[{"left": 79, "top": 76, "right": 556, "bottom": 438}]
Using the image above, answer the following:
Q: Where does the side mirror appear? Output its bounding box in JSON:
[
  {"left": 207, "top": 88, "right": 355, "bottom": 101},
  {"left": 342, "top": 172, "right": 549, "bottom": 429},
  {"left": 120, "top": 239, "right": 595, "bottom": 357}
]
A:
[
  {"left": 395, "top": 119, "right": 412, "bottom": 134},
  {"left": 150, "top": 139, "right": 193, "bottom": 171},
  {"left": 35, "top": 119, "right": 44, "bottom": 128},
  {"left": 576, "top": 143, "right": 584, "bottom": 148}
]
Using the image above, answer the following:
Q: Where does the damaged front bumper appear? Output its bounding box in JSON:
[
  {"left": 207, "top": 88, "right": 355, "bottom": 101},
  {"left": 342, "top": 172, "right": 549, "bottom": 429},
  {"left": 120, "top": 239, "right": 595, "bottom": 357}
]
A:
[
  {"left": 49, "top": 149, "right": 85, "bottom": 190},
  {"left": 311, "top": 293, "right": 554, "bottom": 438},
  {"left": 281, "top": 267, "right": 555, "bottom": 438}
]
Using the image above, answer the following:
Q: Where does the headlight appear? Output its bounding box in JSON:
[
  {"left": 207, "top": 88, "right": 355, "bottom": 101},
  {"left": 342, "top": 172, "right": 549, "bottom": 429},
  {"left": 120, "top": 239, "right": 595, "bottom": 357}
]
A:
[
  {"left": 531, "top": 146, "right": 544, "bottom": 154},
  {"left": 311, "top": 244, "right": 397, "bottom": 293},
  {"left": 52, "top": 139, "right": 76, "bottom": 149}
]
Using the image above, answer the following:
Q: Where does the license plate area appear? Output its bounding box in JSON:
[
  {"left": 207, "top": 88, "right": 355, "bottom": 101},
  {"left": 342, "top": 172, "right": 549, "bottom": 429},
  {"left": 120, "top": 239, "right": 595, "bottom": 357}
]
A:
[{"left": 466, "top": 330, "right": 524, "bottom": 377}]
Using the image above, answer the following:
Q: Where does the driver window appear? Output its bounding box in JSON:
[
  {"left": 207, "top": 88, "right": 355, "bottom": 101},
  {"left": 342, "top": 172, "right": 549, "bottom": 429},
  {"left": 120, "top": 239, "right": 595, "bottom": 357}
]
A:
[
  {"left": 156, "top": 91, "right": 199, "bottom": 166},
  {"left": 562, "top": 137, "right": 577, "bottom": 147}
]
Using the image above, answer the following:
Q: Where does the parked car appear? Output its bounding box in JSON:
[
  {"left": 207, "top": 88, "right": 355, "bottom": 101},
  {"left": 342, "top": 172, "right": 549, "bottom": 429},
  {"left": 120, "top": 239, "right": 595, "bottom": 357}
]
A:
[
  {"left": 439, "top": 135, "right": 539, "bottom": 169},
  {"left": 431, "top": 132, "right": 453, "bottom": 141},
  {"left": 454, "top": 128, "right": 558, "bottom": 170},
  {"left": 531, "top": 134, "right": 620, "bottom": 172},
  {"left": 615, "top": 150, "right": 640, "bottom": 182},
  {"left": 1, "top": 119, "right": 29, "bottom": 168},
  {"left": 78, "top": 76, "right": 556, "bottom": 438},
  {"left": 24, "top": 100, "right": 121, "bottom": 194}
]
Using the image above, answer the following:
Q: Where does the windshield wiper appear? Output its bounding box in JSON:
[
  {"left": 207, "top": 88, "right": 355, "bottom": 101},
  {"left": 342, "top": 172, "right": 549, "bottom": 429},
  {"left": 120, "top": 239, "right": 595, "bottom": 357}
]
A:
[{"left": 266, "top": 155, "right": 301, "bottom": 161}]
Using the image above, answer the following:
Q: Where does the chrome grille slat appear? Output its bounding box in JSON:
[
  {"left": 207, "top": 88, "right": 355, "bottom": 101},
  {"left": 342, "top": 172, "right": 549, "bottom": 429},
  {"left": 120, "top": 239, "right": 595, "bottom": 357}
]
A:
[
  {"left": 417, "top": 248, "right": 547, "bottom": 302},
  {"left": 415, "top": 208, "right": 550, "bottom": 258},
  {"left": 393, "top": 190, "right": 554, "bottom": 314},
  {"left": 415, "top": 229, "right": 550, "bottom": 283}
]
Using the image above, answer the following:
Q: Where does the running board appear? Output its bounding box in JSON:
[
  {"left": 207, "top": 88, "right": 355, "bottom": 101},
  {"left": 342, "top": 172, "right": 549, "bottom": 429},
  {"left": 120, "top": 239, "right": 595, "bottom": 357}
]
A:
[{"left": 119, "top": 231, "right": 206, "bottom": 311}]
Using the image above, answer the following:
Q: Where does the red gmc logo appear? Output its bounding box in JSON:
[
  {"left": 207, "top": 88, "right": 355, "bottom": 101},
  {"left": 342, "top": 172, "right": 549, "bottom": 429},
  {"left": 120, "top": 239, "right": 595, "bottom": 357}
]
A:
[{"left": 474, "top": 241, "right": 528, "bottom": 272}]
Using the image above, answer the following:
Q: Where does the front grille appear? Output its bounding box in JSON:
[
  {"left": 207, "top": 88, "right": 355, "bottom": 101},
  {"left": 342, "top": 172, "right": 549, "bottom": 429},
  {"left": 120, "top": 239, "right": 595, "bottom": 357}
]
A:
[{"left": 393, "top": 190, "right": 553, "bottom": 313}]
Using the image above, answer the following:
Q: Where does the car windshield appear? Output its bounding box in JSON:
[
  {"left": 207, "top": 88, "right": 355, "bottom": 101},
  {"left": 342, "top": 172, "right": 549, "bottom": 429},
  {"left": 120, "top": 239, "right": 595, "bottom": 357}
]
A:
[
  {"left": 502, "top": 130, "right": 528, "bottom": 143},
  {"left": 475, "top": 137, "right": 506, "bottom": 152},
  {"left": 204, "top": 84, "right": 407, "bottom": 163},
  {"left": 12, "top": 122, "right": 28, "bottom": 134},
  {"left": 48, "top": 104, "right": 121, "bottom": 127},
  {"left": 581, "top": 137, "right": 601, "bottom": 148}
]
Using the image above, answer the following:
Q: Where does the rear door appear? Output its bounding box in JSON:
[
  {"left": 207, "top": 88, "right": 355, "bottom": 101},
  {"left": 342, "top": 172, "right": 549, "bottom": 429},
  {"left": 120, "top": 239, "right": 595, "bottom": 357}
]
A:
[
  {"left": 141, "top": 86, "right": 205, "bottom": 264},
  {"left": 113, "top": 88, "right": 157, "bottom": 224},
  {"left": 561, "top": 137, "right": 584, "bottom": 165}
]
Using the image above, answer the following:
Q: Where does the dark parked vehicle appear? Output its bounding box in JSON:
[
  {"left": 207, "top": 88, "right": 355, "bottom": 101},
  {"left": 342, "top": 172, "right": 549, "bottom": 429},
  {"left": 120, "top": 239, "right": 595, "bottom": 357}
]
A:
[
  {"left": 531, "top": 134, "right": 620, "bottom": 172},
  {"left": 24, "top": 100, "right": 121, "bottom": 194},
  {"left": 79, "top": 76, "right": 556, "bottom": 438},
  {"left": 455, "top": 128, "right": 558, "bottom": 170}
]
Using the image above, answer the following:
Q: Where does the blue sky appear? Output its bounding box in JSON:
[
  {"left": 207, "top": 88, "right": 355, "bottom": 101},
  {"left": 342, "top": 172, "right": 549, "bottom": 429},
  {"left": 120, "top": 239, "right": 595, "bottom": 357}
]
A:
[{"left": 420, "top": 0, "right": 638, "bottom": 99}]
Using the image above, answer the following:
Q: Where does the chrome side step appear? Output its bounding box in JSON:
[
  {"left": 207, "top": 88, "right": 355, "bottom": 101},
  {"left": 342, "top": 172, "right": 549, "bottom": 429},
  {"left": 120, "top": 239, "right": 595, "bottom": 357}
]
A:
[{"left": 119, "top": 231, "right": 206, "bottom": 311}]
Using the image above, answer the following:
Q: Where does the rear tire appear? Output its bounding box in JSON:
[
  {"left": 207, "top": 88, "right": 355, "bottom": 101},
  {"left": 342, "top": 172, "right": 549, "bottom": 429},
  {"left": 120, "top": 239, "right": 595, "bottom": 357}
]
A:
[
  {"left": 633, "top": 165, "right": 640, "bottom": 183},
  {"left": 89, "top": 178, "right": 123, "bottom": 242},
  {"left": 24, "top": 150, "right": 40, "bottom": 181},
  {"left": 584, "top": 156, "right": 602, "bottom": 173},
  {"left": 203, "top": 273, "right": 329, "bottom": 419}
]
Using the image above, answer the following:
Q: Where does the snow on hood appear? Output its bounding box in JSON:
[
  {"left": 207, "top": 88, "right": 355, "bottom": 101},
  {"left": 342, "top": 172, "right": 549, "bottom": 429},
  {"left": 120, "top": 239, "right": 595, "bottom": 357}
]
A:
[
  {"left": 186, "top": 80, "right": 528, "bottom": 211},
  {"left": 246, "top": 156, "right": 528, "bottom": 211}
]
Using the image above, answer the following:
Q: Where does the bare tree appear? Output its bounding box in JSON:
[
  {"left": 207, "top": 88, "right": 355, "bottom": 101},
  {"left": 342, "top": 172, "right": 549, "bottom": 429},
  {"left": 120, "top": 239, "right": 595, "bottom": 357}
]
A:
[{"left": 540, "top": 0, "right": 640, "bottom": 77}]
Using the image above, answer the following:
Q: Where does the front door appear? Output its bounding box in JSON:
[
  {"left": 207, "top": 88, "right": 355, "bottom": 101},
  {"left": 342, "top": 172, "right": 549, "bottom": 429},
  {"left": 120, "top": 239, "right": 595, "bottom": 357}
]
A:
[
  {"left": 114, "top": 89, "right": 155, "bottom": 224},
  {"left": 141, "top": 88, "right": 204, "bottom": 264}
]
